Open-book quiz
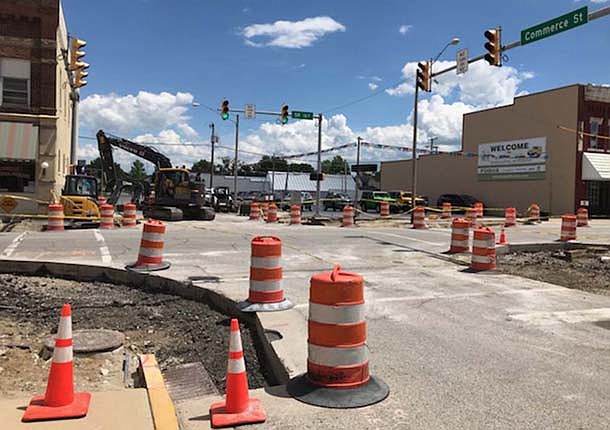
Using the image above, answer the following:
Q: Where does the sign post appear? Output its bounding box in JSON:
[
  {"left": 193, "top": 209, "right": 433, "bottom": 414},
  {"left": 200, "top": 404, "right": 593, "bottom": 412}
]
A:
[{"left": 521, "top": 7, "right": 588, "bottom": 45}]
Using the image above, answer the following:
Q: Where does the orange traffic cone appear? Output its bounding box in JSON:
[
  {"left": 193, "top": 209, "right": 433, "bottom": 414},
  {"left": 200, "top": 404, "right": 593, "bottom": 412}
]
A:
[
  {"left": 497, "top": 227, "right": 508, "bottom": 245},
  {"left": 22, "top": 304, "right": 91, "bottom": 422},
  {"left": 210, "top": 319, "right": 266, "bottom": 428}
]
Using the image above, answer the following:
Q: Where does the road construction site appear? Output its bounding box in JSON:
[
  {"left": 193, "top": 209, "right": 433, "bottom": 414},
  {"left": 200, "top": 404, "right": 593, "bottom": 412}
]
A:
[{"left": 1, "top": 212, "right": 610, "bottom": 429}]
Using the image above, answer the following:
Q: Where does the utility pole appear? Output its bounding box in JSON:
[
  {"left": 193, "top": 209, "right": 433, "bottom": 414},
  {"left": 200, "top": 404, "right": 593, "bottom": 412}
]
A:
[
  {"left": 315, "top": 113, "right": 323, "bottom": 217},
  {"left": 411, "top": 72, "right": 420, "bottom": 221},
  {"left": 69, "top": 91, "right": 79, "bottom": 166},
  {"left": 233, "top": 114, "right": 239, "bottom": 203},
  {"left": 209, "top": 123, "right": 215, "bottom": 188},
  {"left": 355, "top": 136, "right": 361, "bottom": 207},
  {"left": 429, "top": 137, "right": 437, "bottom": 154}
]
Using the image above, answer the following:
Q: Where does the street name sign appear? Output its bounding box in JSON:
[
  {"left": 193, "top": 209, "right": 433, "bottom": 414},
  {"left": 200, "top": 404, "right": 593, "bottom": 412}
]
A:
[
  {"left": 456, "top": 48, "right": 468, "bottom": 75},
  {"left": 521, "top": 6, "right": 588, "bottom": 45},
  {"left": 292, "top": 111, "right": 314, "bottom": 120},
  {"left": 244, "top": 104, "right": 256, "bottom": 119}
]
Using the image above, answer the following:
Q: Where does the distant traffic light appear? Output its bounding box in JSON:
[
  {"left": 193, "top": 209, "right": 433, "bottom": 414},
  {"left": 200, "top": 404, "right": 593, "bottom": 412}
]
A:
[
  {"left": 484, "top": 28, "right": 502, "bottom": 67},
  {"left": 221, "top": 99, "right": 229, "bottom": 120},
  {"left": 416, "top": 61, "right": 431, "bottom": 92},
  {"left": 74, "top": 69, "right": 88, "bottom": 88},
  {"left": 70, "top": 37, "right": 89, "bottom": 88},
  {"left": 280, "top": 104, "right": 289, "bottom": 124}
]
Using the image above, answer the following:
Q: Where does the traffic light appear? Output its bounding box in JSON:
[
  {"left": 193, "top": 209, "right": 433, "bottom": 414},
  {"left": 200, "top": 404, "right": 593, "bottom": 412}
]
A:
[
  {"left": 280, "top": 104, "right": 289, "bottom": 124},
  {"left": 74, "top": 68, "right": 88, "bottom": 88},
  {"left": 70, "top": 37, "right": 89, "bottom": 88},
  {"left": 221, "top": 99, "right": 229, "bottom": 120},
  {"left": 416, "top": 61, "right": 431, "bottom": 92},
  {"left": 484, "top": 28, "right": 502, "bottom": 67}
]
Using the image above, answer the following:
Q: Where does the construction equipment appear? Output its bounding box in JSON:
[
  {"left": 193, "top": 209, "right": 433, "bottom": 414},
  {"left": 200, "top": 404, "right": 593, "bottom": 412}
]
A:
[
  {"left": 60, "top": 168, "right": 101, "bottom": 227},
  {"left": 96, "top": 130, "right": 215, "bottom": 221}
]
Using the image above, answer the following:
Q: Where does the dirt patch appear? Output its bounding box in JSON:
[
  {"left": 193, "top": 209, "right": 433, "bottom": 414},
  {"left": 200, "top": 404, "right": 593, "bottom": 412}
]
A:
[
  {"left": 498, "top": 250, "right": 610, "bottom": 296},
  {"left": 0, "top": 274, "right": 266, "bottom": 398}
]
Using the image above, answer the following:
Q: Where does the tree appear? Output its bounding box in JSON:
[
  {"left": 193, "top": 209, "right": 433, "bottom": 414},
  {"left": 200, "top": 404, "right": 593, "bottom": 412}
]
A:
[
  {"left": 254, "top": 155, "right": 288, "bottom": 174},
  {"left": 191, "top": 159, "right": 212, "bottom": 173},
  {"left": 289, "top": 162, "right": 314, "bottom": 173},
  {"left": 321, "top": 155, "right": 350, "bottom": 174},
  {"left": 129, "top": 160, "right": 147, "bottom": 182}
]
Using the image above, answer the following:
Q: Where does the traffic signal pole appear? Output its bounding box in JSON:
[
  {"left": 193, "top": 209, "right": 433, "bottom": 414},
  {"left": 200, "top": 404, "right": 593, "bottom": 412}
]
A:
[
  {"left": 233, "top": 114, "right": 239, "bottom": 204},
  {"left": 410, "top": 76, "right": 419, "bottom": 221},
  {"left": 354, "top": 136, "right": 361, "bottom": 207},
  {"left": 315, "top": 113, "right": 323, "bottom": 217},
  {"left": 209, "top": 123, "right": 215, "bottom": 188}
]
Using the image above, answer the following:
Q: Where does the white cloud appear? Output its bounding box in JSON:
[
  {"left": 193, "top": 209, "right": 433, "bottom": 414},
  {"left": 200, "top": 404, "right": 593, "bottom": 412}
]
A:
[
  {"left": 368, "top": 82, "right": 379, "bottom": 90},
  {"left": 399, "top": 24, "right": 412, "bottom": 35},
  {"left": 241, "top": 16, "right": 345, "bottom": 48}
]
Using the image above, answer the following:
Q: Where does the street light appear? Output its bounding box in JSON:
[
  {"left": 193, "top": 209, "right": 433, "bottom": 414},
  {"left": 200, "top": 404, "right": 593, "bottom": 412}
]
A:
[{"left": 411, "top": 38, "right": 460, "bottom": 221}]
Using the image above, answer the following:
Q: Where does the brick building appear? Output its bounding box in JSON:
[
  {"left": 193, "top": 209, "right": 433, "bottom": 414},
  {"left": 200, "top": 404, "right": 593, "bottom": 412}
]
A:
[{"left": 0, "top": 0, "right": 73, "bottom": 214}]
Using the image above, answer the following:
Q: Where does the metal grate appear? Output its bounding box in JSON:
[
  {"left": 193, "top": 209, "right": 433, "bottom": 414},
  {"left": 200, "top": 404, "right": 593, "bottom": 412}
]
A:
[{"left": 163, "top": 362, "right": 218, "bottom": 403}]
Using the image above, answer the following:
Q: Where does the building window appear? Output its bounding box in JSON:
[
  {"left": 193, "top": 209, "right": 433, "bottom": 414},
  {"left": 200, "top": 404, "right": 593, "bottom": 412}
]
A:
[
  {"left": 0, "top": 58, "right": 31, "bottom": 108},
  {"left": 589, "top": 117, "right": 602, "bottom": 149},
  {"left": 0, "top": 160, "right": 35, "bottom": 193}
]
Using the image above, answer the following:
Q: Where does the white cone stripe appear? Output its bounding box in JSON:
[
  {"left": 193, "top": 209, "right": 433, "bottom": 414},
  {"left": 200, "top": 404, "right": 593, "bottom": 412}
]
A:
[
  {"left": 251, "top": 256, "right": 281, "bottom": 268},
  {"left": 53, "top": 345, "right": 73, "bottom": 363},
  {"left": 451, "top": 240, "right": 469, "bottom": 247},
  {"left": 229, "top": 330, "right": 243, "bottom": 352},
  {"left": 472, "top": 255, "right": 493, "bottom": 263},
  {"left": 249, "top": 279, "right": 282, "bottom": 292},
  {"left": 138, "top": 247, "right": 163, "bottom": 257},
  {"left": 142, "top": 232, "right": 165, "bottom": 242},
  {"left": 452, "top": 228, "right": 469, "bottom": 235},
  {"left": 58, "top": 316, "right": 72, "bottom": 339},
  {"left": 309, "top": 302, "right": 365, "bottom": 325},
  {"left": 228, "top": 358, "right": 246, "bottom": 374},
  {"left": 308, "top": 344, "right": 368, "bottom": 367},
  {"left": 473, "top": 239, "right": 494, "bottom": 248}
]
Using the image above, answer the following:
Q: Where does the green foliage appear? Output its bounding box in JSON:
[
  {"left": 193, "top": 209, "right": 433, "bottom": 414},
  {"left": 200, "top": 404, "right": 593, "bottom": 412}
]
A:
[{"left": 321, "top": 155, "right": 349, "bottom": 174}]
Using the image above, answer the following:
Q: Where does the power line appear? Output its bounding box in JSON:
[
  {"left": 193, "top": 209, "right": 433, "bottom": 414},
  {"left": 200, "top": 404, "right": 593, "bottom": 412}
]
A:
[{"left": 321, "top": 78, "right": 407, "bottom": 114}]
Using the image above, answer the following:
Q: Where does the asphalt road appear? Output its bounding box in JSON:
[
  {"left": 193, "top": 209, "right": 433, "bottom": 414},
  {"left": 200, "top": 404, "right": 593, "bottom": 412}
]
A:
[{"left": 1, "top": 215, "right": 610, "bottom": 429}]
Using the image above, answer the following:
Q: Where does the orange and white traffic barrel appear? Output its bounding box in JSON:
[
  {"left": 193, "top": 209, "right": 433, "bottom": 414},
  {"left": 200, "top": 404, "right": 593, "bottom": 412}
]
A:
[
  {"left": 286, "top": 265, "right": 389, "bottom": 408},
  {"left": 342, "top": 206, "right": 354, "bottom": 227},
  {"left": 97, "top": 196, "right": 106, "bottom": 206},
  {"left": 249, "top": 202, "right": 260, "bottom": 220},
  {"left": 560, "top": 214, "right": 577, "bottom": 241},
  {"left": 471, "top": 227, "right": 496, "bottom": 271},
  {"left": 261, "top": 203, "right": 269, "bottom": 221},
  {"left": 238, "top": 236, "right": 293, "bottom": 312},
  {"left": 290, "top": 205, "right": 301, "bottom": 225},
  {"left": 528, "top": 204, "right": 540, "bottom": 222},
  {"left": 467, "top": 207, "right": 477, "bottom": 227},
  {"left": 99, "top": 204, "right": 114, "bottom": 229},
  {"left": 449, "top": 217, "right": 469, "bottom": 253},
  {"left": 380, "top": 201, "right": 390, "bottom": 218},
  {"left": 126, "top": 219, "right": 170, "bottom": 271},
  {"left": 122, "top": 203, "right": 137, "bottom": 228},
  {"left": 441, "top": 202, "right": 451, "bottom": 219},
  {"left": 475, "top": 202, "right": 483, "bottom": 218},
  {"left": 577, "top": 207, "right": 588, "bottom": 227},
  {"left": 266, "top": 203, "right": 278, "bottom": 223},
  {"left": 22, "top": 303, "right": 91, "bottom": 422},
  {"left": 47, "top": 203, "right": 64, "bottom": 231},
  {"left": 504, "top": 207, "right": 516, "bottom": 227},
  {"left": 413, "top": 206, "right": 427, "bottom": 229}
]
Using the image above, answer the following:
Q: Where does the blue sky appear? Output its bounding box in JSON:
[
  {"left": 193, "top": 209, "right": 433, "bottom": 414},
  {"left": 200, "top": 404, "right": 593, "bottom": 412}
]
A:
[{"left": 63, "top": 0, "right": 610, "bottom": 167}]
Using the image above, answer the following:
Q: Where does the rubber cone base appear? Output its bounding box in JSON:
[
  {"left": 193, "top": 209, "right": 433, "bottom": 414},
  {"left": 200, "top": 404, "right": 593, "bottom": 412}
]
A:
[
  {"left": 22, "top": 392, "right": 91, "bottom": 422},
  {"left": 125, "top": 261, "right": 171, "bottom": 272},
  {"left": 237, "top": 298, "right": 294, "bottom": 313},
  {"left": 287, "top": 374, "right": 389, "bottom": 409},
  {"left": 209, "top": 398, "right": 266, "bottom": 428}
]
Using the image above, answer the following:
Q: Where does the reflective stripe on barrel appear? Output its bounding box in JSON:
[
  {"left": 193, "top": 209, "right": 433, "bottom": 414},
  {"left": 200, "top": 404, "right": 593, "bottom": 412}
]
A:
[
  {"left": 380, "top": 201, "right": 390, "bottom": 218},
  {"left": 561, "top": 214, "right": 577, "bottom": 241},
  {"left": 249, "top": 202, "right": 260, "bottom": 220},
  {"left": 441, "top": 202, "right": 451, "bottom": 219},
  {"left": 467, "top": 208, "right": 477, "bottom": 227},
  {"left": 261, "top": 203, "right": 269, "bottom": 221},
  {"left": 577, "top": 208, "right": 588, "bottom": 227},
  {"left": 504, "top": 207, "right": 516, "bottom": 227},
  {"left": 307, "top": 265, "right": 369, "bottom": 388},
  {"left": 248, "top": 236, "right": 284, "bottom": 303},
  {"left": 529, "top": 204, "right": 540, "bottom": 222},
  {"left": 413, "top": 206, "right": 427, "bottom": 229},
  {"left": 135, "top": 219, "right": 166, "bottom": 267},
  {"left": 290, "top": 205, "right": 301, "bottom": 225},
  {"left": 450, "top": 217, "right": 469, "bottom": 253},
  {"left": 100, "top": 204, "right": 114, "bottom": 229},
  {"left": 47, "top": 203, "right": 64, "bottom": 231},
  {"left": 266, "top": 203, "right": 278, "bottom": 223},
  {"left": 122, "top": 203, "right": 137, "bottom": 227},
  {"left": 342, "top": 206, "right": 354, "bottom": 227},
  {"left": 470, "top": 227, "right": 496, "bottom": 271}
]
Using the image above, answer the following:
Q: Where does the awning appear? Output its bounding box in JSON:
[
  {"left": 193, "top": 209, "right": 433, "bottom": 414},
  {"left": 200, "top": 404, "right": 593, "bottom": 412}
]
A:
[
  {"left": 582, "top": 152, "right": 610, "bottom": 181},
  {"left": 0, "top": 122, "right": 38, "bottom": 160}
]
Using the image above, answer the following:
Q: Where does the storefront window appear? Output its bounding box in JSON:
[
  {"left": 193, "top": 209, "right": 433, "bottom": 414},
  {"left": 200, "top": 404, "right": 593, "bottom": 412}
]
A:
[
  {"left": 0, "top": 160, "right": 35, "bottom": 193},
  {"left": 589, "top": 117, "right": 602, "bottom": 149}
]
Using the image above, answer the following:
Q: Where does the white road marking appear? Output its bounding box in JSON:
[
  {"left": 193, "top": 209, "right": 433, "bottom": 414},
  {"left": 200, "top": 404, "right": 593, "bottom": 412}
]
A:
[
  {"left": 510, "top": 308, "right": 610, "bottom": 325},
  {"left": 93, "top": 230, "right": 112, "bottom": 265},
  {"left": 1, "top": 232, "right": 27, "bottom": 258}
]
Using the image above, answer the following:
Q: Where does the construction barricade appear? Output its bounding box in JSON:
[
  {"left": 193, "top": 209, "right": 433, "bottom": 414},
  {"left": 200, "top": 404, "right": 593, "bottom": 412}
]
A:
[
  {"left": 122, "top": 203, "right": 137, "bottom": 227},
  {"left": 47, "top": 203, "right": 64, "bottom": 231},
  {"left": 441, "top": 202, "right": 451, "bottom": 219},
  {"left": 287, "top": 265, "right": 389, "bottom": 408},
  {"left": 560, "top": 214, "right": 577, "bottom": 241},
  {"left": 210, "top": 318, "right": 266, "bottom": 428},
  {"left": 380, "top": 201, "right": 390, "bottom": 218},
  {"left": 100, "top": 204, "right": 114, "bottom": 229},
  {"left": 342, "top": 206, "right": 354, "bottom": 227},
  {"left": 266, "top": 203, "right": 278, "bottom": 223},
  {"left": 475, "top": 202, "right": 483, "bottom": 218},
  {"left": 467, "top": 208, "right": 477, "bottom": 228},
  {"left": 290, "top": 205, "right": 301, "bottom": 225},
  {"left": 471, "top": 227, "right": 496, "bottom": 271},
  {"left": 238, "top": 236, "right": 293, "bottom": 312},
  {"left": 504, "top": 207, "right": 516, "bottom": 227},
  {"left": 22, "top": 304, "right": 91, "bottom": 422},
  {"left": 413, "top": 206, "right": 428, "bottom": 229},
  {"left": 249, "top": 202, "right": 260, "bottom": 220},
  {"left": 126, "top": 219, "right": 170, "bottom": 271},
  {"left": 577, "top": 207, "right": 588, "bottom": 227},
  {"left": 528, "top": 204, "right": 540, "bottom": 222},
  {"left": 449, "top": 218, "right": 469, "bottom": 253}
]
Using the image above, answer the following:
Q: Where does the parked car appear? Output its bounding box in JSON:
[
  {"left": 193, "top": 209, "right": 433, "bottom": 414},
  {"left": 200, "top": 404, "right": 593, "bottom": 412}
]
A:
[
  {"left": 324, "top": 192, "right": 351, "bottom": 211},
  {"left": 436, "top": 194, "right": 480, "bottom": 213},
  {"left": 388, "top": 190, "right": 427, "bottom": 209},
  {"left": 359, "top": 191, "right": 400, "bottom": 213}
]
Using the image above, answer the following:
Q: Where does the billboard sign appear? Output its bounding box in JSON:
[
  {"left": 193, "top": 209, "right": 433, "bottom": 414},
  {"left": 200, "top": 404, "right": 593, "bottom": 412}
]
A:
[{"left": 477, "top": 137, "right": 547, "bottom": 181}]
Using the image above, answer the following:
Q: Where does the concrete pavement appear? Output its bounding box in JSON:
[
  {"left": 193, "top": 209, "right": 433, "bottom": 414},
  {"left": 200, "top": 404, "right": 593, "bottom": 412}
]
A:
[{"left": 1, "top": 215, "right": 610, "bottom": 428}]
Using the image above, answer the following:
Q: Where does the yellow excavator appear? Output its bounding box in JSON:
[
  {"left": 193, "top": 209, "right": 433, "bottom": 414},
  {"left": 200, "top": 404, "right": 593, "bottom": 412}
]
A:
[{"left": 60, "top": 168, "right": 101, "bottom": 227}]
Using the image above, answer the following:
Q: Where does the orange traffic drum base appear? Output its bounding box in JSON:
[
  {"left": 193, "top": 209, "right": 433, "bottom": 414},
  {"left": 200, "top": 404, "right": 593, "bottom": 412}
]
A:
[{"left": 236, "top": 298, "right": 294, "bottom": 313}]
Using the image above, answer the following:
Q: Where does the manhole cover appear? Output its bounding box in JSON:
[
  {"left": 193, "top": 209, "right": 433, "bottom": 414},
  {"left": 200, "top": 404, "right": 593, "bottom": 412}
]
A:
[{"left": 45, "top": 329, "right": 125, "bottom": 353}]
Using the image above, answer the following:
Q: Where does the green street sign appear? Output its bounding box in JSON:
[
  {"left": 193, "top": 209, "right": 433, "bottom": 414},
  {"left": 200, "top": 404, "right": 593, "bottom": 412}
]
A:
[
  {"left": 521, "top": 6, "right": 588, "bottom": 45},
  {"left": 291, "top": 111, "right": 314, "bottom": 120}
]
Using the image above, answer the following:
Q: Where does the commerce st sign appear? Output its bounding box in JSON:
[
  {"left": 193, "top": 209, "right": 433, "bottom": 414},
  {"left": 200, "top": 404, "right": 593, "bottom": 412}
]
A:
[{"left": 521, "top": 7, "right": 588, "bottom": 45}]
